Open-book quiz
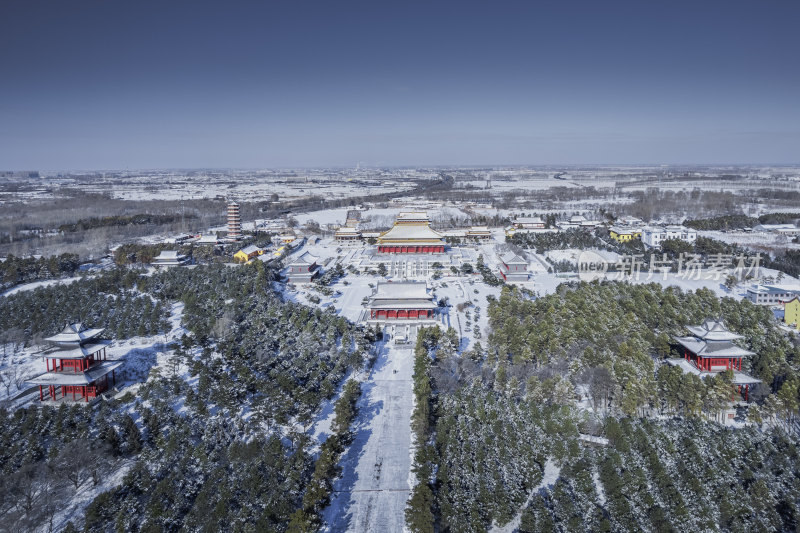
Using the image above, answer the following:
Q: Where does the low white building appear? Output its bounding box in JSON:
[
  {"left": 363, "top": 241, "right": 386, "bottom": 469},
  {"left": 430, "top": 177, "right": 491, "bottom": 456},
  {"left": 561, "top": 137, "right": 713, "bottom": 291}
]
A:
[
  {"left": 557, "top": 215, "right": 601, "bottom": 230},
  {"left": 617, "top": 215, "right": 644, "bottom": 226},
  {"left": 513, "top": 216, "right": 546, "bottom": 229},
  {"left": 642, "top": 226, "right": 698, "bottom": 248},
  {"left": 746, "top": 284, "right": 800, "bottom": 305},
  {"left": 752, "top": 224, "right": 800, "bottom": 236}
]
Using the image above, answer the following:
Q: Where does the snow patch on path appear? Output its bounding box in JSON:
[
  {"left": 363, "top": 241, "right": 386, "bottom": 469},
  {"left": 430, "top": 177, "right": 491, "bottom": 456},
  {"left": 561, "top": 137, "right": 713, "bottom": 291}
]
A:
[
  {"left": 322, "top": 342, "right": 414, "bottom": 533},
  {"left": 490, "top": 458, "right": 561, "bottom": 533},
  {"left": 2, "top": 276, "right": 83, "bottom": 297},
  {"left": 593, "top": 470, "right": 606, "bottom": 506}
]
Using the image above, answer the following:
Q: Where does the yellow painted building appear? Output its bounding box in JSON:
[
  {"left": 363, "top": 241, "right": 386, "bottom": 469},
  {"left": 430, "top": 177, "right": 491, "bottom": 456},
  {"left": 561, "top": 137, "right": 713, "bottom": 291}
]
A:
[
  {"left": 785, "top": 296, "right": 800, "bottom": 329},
  {"left": 234, "top": 245, "right": 264, "bottom": 263},
  {"left": 609, "top": 226, "right": 642, "bottom": 242}
]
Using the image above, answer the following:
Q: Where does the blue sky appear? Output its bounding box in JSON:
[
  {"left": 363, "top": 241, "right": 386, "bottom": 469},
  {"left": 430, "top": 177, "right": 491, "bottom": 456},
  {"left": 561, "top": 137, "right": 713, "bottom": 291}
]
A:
[{"left": 1, "top": 0, "right": 798, "bottom": 169}]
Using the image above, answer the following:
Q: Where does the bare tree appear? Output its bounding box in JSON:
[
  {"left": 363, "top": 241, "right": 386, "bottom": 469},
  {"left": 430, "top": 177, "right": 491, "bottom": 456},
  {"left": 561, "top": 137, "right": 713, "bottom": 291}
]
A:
[
  {"left": 10, "top": 463, "right": 49, "bottom": 517},
  {"left": 587, "top": 366, "right": 615, "bottom": 411},
  {"left": 0, "top": 367, "right": 17, "bottom": 397},
  {"left": 13, "top": 367, "right": 32, "bottom": 394},
  {"left": 53, "top": 440, "right": 94, "bottom": 490},
  {"left": 211, "top": 309, "right": 236, "bottom": 340}
]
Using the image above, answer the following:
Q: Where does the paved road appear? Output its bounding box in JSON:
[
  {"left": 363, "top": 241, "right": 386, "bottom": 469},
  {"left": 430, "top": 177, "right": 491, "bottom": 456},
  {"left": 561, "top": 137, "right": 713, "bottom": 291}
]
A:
[{"left": 323, "top": 341, "right": 414, "bottom": 532}]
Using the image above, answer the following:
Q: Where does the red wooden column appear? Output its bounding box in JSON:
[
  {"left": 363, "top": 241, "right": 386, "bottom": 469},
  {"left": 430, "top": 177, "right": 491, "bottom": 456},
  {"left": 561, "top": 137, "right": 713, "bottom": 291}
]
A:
[{"left": 39, "top": 386, "right": 43, "bottom": 401}]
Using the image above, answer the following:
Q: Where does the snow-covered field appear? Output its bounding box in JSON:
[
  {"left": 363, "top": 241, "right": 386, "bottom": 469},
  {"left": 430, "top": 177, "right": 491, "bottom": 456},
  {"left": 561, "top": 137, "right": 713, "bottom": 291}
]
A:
[
  {"left": 545, "top": 248, "right": 621, "bottom": 265},
  {"left": 323, "top": 342, "right": 414, "bottom": 532},
  {"left": 700, "top": 230, "right": 800, "bottom": 251},
  {"left": 1, "top": 276, "right": 83, "bottom": 297}
]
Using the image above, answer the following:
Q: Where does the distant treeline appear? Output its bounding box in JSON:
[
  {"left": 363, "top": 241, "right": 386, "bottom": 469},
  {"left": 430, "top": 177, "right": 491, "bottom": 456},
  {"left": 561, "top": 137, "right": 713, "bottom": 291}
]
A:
[
  {"left": 684, "top": 213, "right": 800, "bottom": 231},
  {"left": 0, "top": 253, "right": 80, "bottom": 290},
  {"left": 58, "top": 213, "right": 196, "bottom": 233}
]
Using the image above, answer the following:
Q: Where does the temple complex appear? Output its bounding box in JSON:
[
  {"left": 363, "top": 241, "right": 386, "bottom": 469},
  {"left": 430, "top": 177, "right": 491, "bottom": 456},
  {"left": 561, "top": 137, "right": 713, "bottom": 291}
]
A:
[
  {"left": 667, "top": 319, "right": 760, "bottom": 401},
  {"left": 367, "top": 281, "right": 437, "bottom": 321},
  {"left": 377, "top": 212, "right": 445, "bottom": 253},
  {"left": 27, "top": 323, "right": 121, "bottom": 403}
]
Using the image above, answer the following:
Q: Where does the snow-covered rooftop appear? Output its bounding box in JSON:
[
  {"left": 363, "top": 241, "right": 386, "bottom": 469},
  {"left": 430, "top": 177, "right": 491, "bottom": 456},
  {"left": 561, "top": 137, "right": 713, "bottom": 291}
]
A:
[
  {"left": 686, "top": 319, "right": 744, "bottom": 341},
  {"left": 373, "top": 281, "right": 431, "bottom": 300},
  {"left": 239, "top": 245, "right": 262, "bottom": 255},
  {"left": 196, "top": 234, "right": 219, "bottom": 244},
  {"left": 396, "top": 211, "right": 429, "bottom": 222},
  {"left": 500, "top": 252, "right": 527, "bottom": 265},
  {"left": 515, "top": 216, "right": 544, "bottom": 224},
  {"left": 44, "top": 341, "right": 111, "bottom": 360},
  {"left": 335, "top": 227, "right": 360, "bottom": 235},
  {"left": 665, "top": 359, "right": 761, "bottom": 385},
  {"left": 45, "top": 324, "right": 104, "bottom": 345},
  {"left": 27, "top": 361, "right": 123, "bottom": 386},
  {"left": 609, "top": 225, "right": 640, "bottom": 234},
  {"left": 289, "top": 252, "right": 318, "bottom": 266},
  {"left": 674, "top": 336, "right": 753, "bottom": 357},
  {"left": 154, "top": 250, "right": 181, "bottom": 260},
  {"left": 378, "top": 224, "right": 444, "bottom": 243}
]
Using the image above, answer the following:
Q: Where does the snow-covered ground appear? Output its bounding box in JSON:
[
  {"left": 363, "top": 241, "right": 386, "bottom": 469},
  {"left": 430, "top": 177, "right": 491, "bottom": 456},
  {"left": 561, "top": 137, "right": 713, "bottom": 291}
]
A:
[
  {"left": 323, "top": 342, "right": 414, "bottom": 533},
  {"left": 700, "top": 229, "right": 800, "bottom": 251},
  {"left": 544, "top": 248, "right": 621, "bottom": 266},
  {"left": 1, "top": 276, "right": 83, "bottom": 297}
]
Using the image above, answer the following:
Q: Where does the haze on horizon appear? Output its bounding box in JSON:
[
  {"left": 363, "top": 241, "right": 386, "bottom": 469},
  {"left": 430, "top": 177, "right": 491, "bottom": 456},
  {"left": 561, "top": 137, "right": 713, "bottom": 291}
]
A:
[{"left": 1, "top": 0, "right": 799, "bottom": 171}]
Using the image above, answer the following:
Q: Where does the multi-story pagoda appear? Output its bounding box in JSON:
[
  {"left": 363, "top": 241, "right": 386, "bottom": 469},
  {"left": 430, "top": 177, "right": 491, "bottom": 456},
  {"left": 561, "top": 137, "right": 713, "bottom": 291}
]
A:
[
  {"left": 377, "top": 212, "right": 445, "bottom": 254},
  {"left": 666, "top": 319, "right": 760, "bottom": 401},
  {"left": 227, "top": 201, "right": 242, "bottom": 239},
  {"left": 27, "top": 323, "right": 122, "bottom": 403}
]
